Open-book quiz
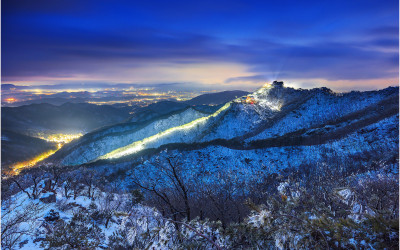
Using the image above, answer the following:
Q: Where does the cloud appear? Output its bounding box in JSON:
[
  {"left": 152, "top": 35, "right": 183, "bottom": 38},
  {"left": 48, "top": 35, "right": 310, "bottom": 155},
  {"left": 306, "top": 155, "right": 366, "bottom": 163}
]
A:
[
  {"left": 367, "top": 26, "right": 399, "bottom": 38},
  {"left": 3, "top": 27, "right": 398, "bottom": 83},
  {"left": 2, "top": 0, "right": 398, "bottom": 91},
  {"left": 224, "top": 75, "right": 268, "bottom": 84}
]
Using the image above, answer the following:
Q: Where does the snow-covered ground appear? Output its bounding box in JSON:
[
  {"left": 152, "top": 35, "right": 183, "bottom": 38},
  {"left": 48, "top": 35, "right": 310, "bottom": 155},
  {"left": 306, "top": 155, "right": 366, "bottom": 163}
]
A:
[
  {"left": 1, "top": 182, "right": 163, "bottom": 249},
  {"left": 248, "top": 88, "right": 394, "bottom": 141},
  {"left": 98, "top": 102, "right": 232, "bottom": 160}
]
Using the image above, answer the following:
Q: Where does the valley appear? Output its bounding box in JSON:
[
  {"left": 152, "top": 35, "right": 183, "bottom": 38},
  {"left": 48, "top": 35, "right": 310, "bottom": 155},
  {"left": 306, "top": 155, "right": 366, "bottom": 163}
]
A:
[{"left": 6, "top": 133, "right": 83, "bottom": 175}]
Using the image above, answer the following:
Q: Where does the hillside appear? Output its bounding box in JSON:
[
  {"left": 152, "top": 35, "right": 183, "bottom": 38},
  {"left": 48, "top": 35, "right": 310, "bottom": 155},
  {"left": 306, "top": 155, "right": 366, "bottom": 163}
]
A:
[
  {"left": 129, "top": 101, "right": 190, "bottom": 122},
  {"left": 51, "top": 107, "right": 211, "bottom": 165},
  {"left": 1, "top": 102, "right": 132, "bottom": 136},
  {"left": 1, "top": 130, "right": 58, "bottom": 170},
  {"left": 128, "top": 90, "right": 247, "bottom": 123},
  {"left": 81, "top": 84, "right": 398, "bottom": 186}
]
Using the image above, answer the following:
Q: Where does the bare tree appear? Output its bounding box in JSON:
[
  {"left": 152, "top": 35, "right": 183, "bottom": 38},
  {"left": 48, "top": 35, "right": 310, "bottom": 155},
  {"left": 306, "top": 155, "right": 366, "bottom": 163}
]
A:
[
  {"left": 47, "top": 165, "right": 62, "bottom": 190},
  {"left": 61, "top": 170, "right": 84, "bottom": 200},
  {"left": 10, "top": 168, "right": 46, "bottom": 199},
  {"left": 82, "top": 170, "right": 96, "bottom": 199},
  {"left": 62, "top": 175, "right": 73, "bottom": 199},
  {"left": 98, "top": 193, "right": 125, "bottom": 228},
  {"left": 131, "top": 155, "right": 192, "bottom": 222},
  {"left": 1, "top": 200, "right": 44, "bottom": 249}
]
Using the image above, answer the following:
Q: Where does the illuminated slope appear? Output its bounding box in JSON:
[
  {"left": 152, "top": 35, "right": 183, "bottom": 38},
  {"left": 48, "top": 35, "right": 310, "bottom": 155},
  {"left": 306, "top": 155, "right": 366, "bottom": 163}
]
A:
[
  {"left": 99, "top": 102, "right": 232, "bottom": 160},
  {"left": 198, "top": 83, "right": 285, "bottom": 142},
  {"left": 98, "top": 85, "right": 399, "bottom": 161},
  {"left": 1, "top": 130, "right": 57, "bottom": 169},
  {"left": 98, "top": 83, "right": 299, "bottom": 160},
  {"left": 57, "top": 107, "right": 209, "bottom": 165}
]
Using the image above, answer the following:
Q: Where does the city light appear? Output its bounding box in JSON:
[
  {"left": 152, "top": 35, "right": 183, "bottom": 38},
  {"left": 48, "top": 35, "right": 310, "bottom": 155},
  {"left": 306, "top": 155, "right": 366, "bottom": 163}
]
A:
[
  {"left": 9, "top": 133, "right": 83, "bottom": 175},
  {"left": 10, "top": 144, "right": 61, "bottom": 175},
  {"left": 4, "top": 97, "right": 17, "bottom": 103},
  {"left": 37, "top": 133, "right": 83, "bottom": 144}
]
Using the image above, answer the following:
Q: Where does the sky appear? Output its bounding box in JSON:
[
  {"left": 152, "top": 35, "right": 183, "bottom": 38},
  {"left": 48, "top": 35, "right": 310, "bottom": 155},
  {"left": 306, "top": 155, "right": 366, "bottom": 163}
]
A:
[{"left": 2, "top": 0, "right": 399, "bottom": 91}]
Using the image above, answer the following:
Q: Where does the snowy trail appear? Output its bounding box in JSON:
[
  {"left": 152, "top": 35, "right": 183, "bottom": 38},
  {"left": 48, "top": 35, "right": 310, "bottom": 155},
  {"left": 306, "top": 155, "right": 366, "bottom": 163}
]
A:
[{"left": 98, "top": 102, "right": 232, "bottom": 160}]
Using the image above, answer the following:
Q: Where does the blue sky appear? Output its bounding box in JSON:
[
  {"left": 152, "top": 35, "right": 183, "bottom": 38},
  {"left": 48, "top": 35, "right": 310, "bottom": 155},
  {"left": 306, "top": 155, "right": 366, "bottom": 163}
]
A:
[{"left": 2, "top": 0, "right": 399, "bottom": 91}]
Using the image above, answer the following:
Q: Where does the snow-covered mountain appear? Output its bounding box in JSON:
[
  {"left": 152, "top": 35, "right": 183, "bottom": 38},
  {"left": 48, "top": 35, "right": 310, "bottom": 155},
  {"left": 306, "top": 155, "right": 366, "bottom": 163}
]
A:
[
  {"left": 87, "top": 82, "right": 397, "bottom": 198},
  {"left": 50, "top": 82, "right": 398, "bottom": 167},
  {"left": 3, "top": 82, "right": 399, "bottom": 249},
  {"left": 52, "top": 107, "right": 211, "bottom": 165}
]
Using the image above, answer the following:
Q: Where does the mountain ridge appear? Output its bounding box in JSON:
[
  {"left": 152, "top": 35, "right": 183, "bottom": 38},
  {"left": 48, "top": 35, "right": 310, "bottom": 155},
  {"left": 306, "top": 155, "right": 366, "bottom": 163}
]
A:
[{"left": 48, "top": 84, "right": 399, "bottom": 167}]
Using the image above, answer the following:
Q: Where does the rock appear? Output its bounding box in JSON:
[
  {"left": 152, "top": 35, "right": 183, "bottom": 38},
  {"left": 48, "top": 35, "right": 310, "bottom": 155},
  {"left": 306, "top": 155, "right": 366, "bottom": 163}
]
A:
[
  {"left": 19, "top": 239, "right": 28, "bottom": 248},
  {"left": 40, "top": 193, "right": 56, "bottom": 203},
  {"left": 44, "top": 209, "right": 60, "bottom": 222}
]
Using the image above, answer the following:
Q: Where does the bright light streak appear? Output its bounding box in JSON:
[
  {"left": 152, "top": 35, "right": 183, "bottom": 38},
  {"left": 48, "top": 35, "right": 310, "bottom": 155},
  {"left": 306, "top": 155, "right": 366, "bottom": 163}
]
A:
[
  {"left": 10, "top": 144, "right": 62, "bottom": 175},
  {"left": 9, "top": 133, "right": 83, "bottom": 175},
  {"left": 37, "top": 133, "right": 83, "bottom": 144},
  {"left": 98, "top": 83, "right": 284, "bottom": 160},
  {"left": 99, "top": 102, "right": 232, "bottom": 160}
]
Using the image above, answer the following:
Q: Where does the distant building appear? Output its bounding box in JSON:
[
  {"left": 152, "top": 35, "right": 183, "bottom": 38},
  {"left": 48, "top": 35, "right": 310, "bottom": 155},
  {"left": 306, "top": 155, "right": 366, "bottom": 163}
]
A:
[{"left": 272, "top": 81, "right": 284, "bottom": 87}]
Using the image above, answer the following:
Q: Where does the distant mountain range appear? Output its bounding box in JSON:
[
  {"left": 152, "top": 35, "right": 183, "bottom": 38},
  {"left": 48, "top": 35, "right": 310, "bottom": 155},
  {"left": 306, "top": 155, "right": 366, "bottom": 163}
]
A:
[
  {"left": 2, "top": 90, "right": 249, "bottom": 135},
  {"left": 129, "top": 90, "right": 249, "bottom": 121},
  {"left": 1, "top": 102, "right": 133, "bottom": 136}
]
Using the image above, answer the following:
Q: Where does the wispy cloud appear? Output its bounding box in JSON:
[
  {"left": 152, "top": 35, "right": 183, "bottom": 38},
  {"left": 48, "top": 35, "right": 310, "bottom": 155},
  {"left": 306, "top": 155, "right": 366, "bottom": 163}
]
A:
[{"left": 2, "top": 0, "right": 398, "bottom": 91}]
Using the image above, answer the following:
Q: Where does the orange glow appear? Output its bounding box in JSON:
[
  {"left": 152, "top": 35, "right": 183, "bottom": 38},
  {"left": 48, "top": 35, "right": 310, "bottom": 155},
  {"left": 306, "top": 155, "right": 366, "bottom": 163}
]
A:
[
  {"left": 4, "top": 97, "right": 17, "bottom": 103},
  {"left": 10, "top": 144, "right": 62, "bottom": 175}
]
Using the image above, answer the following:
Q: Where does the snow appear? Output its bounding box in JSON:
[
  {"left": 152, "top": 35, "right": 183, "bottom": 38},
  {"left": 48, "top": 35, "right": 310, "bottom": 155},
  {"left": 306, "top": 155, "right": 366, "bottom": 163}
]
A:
[
  {"left": 200, "top": 103, "right": 275, "bottom": 141},
  {"left": 2, "top": 186, "right": 162, "bottom": 249},
  {"left": 54, "top": 85, "right": 398, "bottom": 167},
  {"left": 248, "top": 88, "right": 393, "bottom": 141},
  {"left": 72, "top": 196, "right": 92, "bottom": 208},
  {"left": 40, "top": 192, "right": 53, "bottom": 198},
  {"left": 336, "top": 189, "right": 353, "bottom": 203},
  {"left": 111, "top": 112, "right": 398, "bottom": 198},
  {"left": 99, "top": 102, "right": 232, "bottom": 160},
  {"left": 60, "top": 108, "right": 208, "bottom": 165}
]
